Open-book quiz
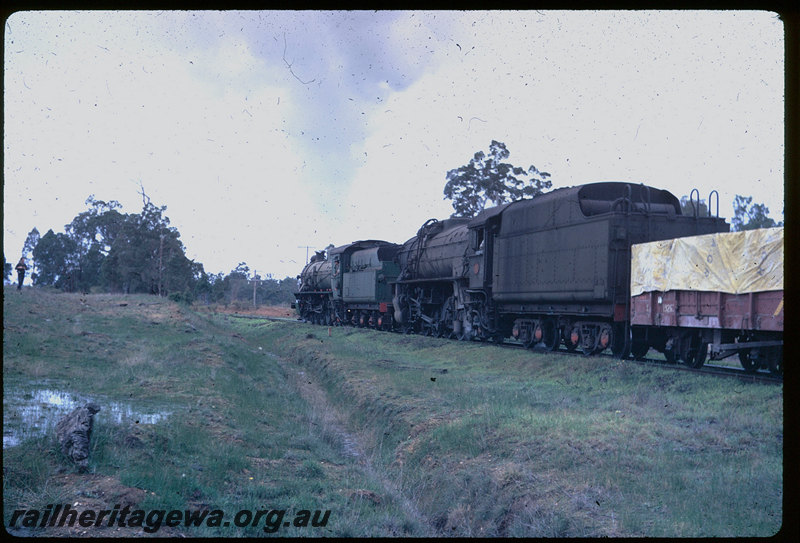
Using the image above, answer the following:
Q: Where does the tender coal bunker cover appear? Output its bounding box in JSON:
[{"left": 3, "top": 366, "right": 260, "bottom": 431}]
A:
[{"left": 578, "top": 182, "right": 680, "bottom": 216}]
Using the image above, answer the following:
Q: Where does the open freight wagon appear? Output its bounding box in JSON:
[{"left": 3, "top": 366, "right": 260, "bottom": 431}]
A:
[{"left": 629, "top": 227, "right": 783, "bottom": 374}]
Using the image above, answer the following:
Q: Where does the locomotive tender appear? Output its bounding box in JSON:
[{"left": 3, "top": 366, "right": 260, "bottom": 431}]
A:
[{"left": 295, "top": 181, "right": 781, "bottom": 372}]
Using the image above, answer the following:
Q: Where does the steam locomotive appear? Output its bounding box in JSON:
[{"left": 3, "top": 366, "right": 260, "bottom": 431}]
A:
[{"left": 294, "top": 182, "right": 783, "bottom": 374}]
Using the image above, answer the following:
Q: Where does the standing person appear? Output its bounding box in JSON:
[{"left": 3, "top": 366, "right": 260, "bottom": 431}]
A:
[{"left": 15, "top": 258, "right": 27, "bottom": 290}]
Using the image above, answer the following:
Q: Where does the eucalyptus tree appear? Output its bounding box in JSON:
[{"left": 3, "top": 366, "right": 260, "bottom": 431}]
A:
[
  {"left": 443, "top": 140, "right": 552, "bottom": 218},
  {"left": 731, "top": 195, "right": 782, "bottom": 231}
]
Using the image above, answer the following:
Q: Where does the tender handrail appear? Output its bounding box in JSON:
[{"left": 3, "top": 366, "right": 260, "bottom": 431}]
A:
[
  {"left": 690, "top": 188, "right": 700, "bottom": 218},
  {"left": 708, "top": 189, "right": 720, "bottom": 218}
]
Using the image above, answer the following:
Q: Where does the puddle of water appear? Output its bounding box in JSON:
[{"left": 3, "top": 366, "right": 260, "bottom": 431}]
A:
[{"left": 3, "top": 388, "right": 171, "bottom": 449}]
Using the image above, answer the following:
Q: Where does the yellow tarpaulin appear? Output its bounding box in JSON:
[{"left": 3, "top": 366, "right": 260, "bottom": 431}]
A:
[{"left": 630, "top": 227, "right": 783, "bottom": 296}]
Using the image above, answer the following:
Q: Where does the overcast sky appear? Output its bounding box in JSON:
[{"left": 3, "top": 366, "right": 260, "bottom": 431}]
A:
[{"left": 4, "top": 10, "right": 785, "bottom": 280}]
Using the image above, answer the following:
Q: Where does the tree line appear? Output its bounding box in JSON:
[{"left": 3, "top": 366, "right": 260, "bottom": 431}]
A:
[
  {"left": 3, "top": 194, "right": 297, "bottom": 306},
  {"left": 4, "top": 141, "right": 783, "bottom": 300}
]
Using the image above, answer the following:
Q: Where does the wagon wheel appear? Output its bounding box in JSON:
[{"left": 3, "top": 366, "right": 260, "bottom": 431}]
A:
[
  {"left": 630, "top": 328, "right": 649, "bottom": 360},
  {"left": 663, "top": 337, "right": 678, "bottom": 364},
  {"left": 738, "top": 348, "right": 760, "bottom": 373},
  {"left": 631, "top": 342, "right": 649, "bottom": 360},
  {"left": 685, "top": 339, "right": 708, "bottom": 369},
  {"left": 768, "top": 347, "right": 783, "bottom": 376}
]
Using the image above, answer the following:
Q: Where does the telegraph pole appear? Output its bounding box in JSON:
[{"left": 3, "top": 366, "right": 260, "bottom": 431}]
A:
[
  {"left": 297, "top": 245, "right": 314, "bottom": 265},
  {"left": 253, "top": 270, "right": 257, "bottom": 308}
]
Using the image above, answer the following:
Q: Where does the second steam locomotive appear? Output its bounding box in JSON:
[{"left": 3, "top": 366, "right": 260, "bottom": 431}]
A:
[{"left": 294, "top": 182, "right": 783, "bottom": 374}]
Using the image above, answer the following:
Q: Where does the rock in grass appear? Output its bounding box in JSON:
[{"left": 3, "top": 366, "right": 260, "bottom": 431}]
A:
[{"left": 55, "top": 403, "right": 100, "bottom": 472}]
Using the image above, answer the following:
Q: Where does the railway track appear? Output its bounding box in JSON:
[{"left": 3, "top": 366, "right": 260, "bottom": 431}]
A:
[
  {"left": 234, "top": 315, "right": 782, "bottom": 384},
  {"left": 505, "top": 338, "right": 783, "bottom": 384},
  {"left": 633, "top": 358, "right": 782, "bottom": 384}
]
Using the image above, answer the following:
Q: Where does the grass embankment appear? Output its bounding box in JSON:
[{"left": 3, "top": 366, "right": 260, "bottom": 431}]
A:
[
  {"left": 247, "top": 317, "right": 783, "bottom": 537},
  {"left": 3, "top": 288, "right": 423, "bottom": 537},
  {"left": 4, "top": 288, "right": 783, "bottom": 537}
]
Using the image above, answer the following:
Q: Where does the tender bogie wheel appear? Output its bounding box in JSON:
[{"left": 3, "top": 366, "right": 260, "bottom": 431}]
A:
[
  {"left": 597, "top": 327, "right": 612, "bottom": 353},
  {"left": 564, "top": 325, "right": 580, "bottom": 352},
  {"left": 542, "top": 320, "right": 560, "bottom": 351},
  {"left": 580, "top": 328, "right": 596, "bottom": 357}
]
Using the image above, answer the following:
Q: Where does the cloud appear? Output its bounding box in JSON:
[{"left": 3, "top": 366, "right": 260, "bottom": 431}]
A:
[{"left": 4, "top": 11, "right": 784, "bottom": 282}]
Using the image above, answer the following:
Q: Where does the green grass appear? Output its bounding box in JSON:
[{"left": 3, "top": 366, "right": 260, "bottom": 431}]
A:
[
  {"left": 249, "top": 317, "right": 783, "bottom": 537},
  {"left": 3, "top": 288, "right": 424, "bottom": 537},
  {"left": 4, "top": 288, "right": 783, "bottom": 537}
]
